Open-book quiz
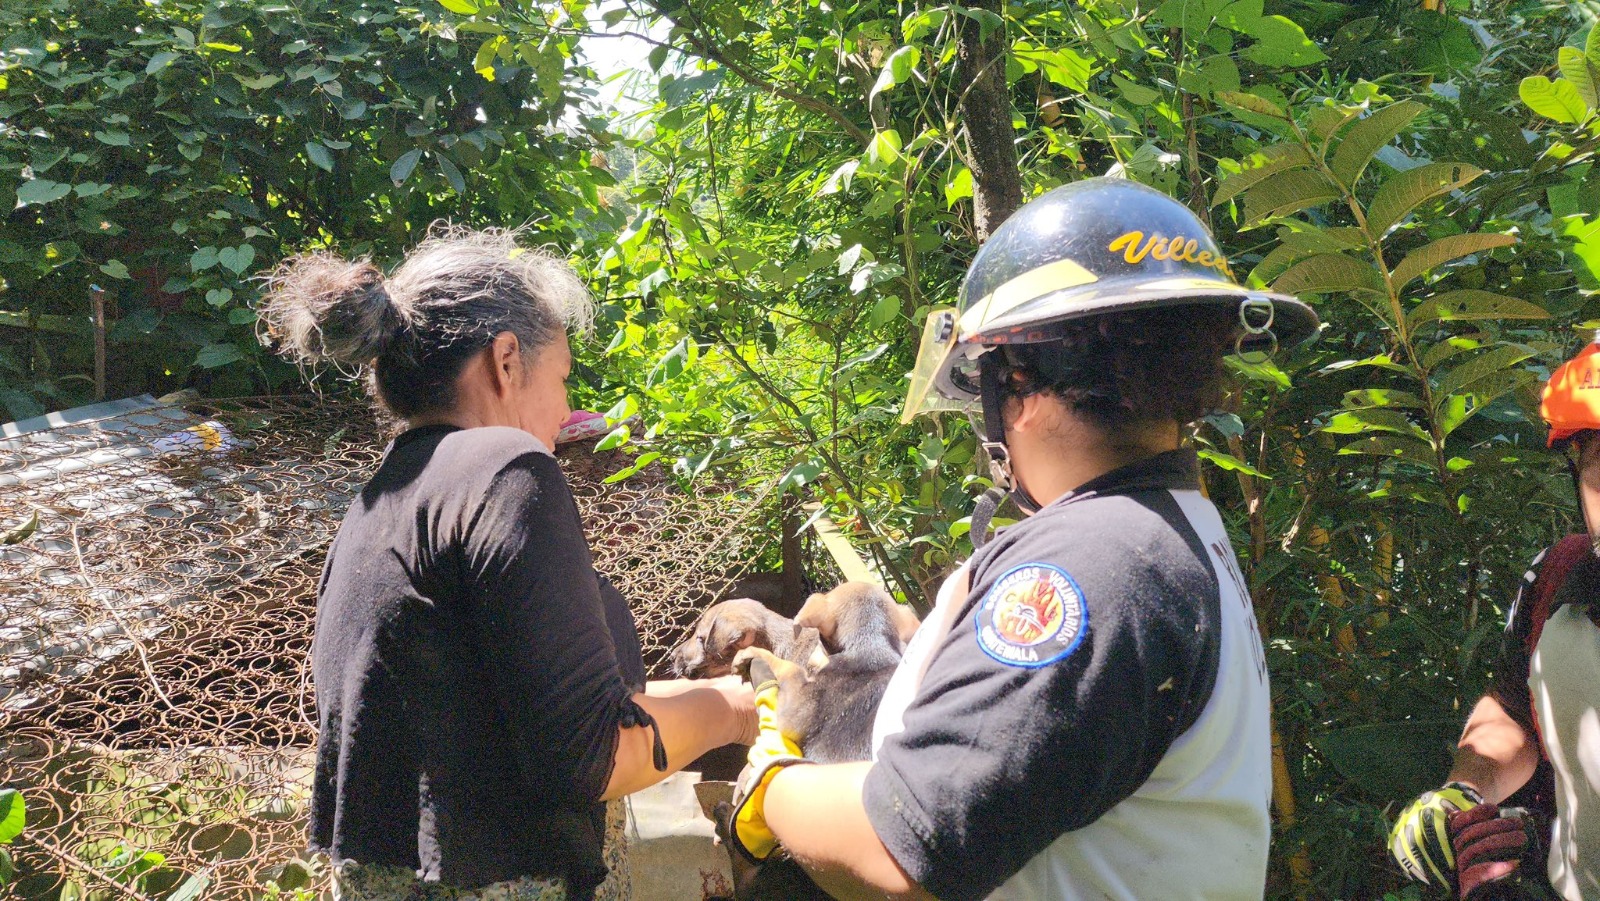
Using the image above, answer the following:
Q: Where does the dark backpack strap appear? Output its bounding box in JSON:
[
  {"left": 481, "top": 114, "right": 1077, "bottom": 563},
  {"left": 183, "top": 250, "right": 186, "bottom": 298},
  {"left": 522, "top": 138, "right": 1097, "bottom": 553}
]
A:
[{"left": 1527, "top": 534, "right": 1596, "bottom": 655}]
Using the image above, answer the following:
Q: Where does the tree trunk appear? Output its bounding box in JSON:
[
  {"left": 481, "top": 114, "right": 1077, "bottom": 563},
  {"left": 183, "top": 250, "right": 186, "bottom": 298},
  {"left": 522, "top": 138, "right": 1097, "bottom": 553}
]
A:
[{"left": 953, "top": 0, "right": 1022, "bottom": 240}]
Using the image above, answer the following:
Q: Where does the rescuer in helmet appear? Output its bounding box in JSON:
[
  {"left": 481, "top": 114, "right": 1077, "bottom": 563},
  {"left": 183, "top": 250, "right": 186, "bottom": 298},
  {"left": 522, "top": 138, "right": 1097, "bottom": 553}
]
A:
[
  {"left": 726, "top": 177, "right": 1318, "bottom": 899},
  {"left": 1389, "top": 340, "right": 1600, "bottom": 901}
]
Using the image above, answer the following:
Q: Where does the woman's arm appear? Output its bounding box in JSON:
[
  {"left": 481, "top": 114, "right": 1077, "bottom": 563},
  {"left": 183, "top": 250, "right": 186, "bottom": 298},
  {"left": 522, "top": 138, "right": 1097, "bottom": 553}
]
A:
[
  {"left": 602, "top": 678, "right": 755, "bottom": 800},
  {"left": 644, "top": 678, "right": 709, "bottom": 698},
  {"left": 762, "top": 763, "right": 934, "bottom": 901},
  {"left": 1449, "top": 694, "right": 1539, "bottom": 804}
]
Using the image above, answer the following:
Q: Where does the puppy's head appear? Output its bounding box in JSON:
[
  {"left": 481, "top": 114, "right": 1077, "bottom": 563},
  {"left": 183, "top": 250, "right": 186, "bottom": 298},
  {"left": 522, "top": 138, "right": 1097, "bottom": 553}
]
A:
[{"left": 671, "top": 598, "right": 777, "bottom": 678}]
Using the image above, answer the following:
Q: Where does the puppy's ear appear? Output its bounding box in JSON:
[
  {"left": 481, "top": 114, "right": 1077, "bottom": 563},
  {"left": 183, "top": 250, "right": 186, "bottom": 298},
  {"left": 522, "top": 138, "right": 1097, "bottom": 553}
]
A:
[{"left": 706, "top": 613, "right": 759, "bottom": 658}]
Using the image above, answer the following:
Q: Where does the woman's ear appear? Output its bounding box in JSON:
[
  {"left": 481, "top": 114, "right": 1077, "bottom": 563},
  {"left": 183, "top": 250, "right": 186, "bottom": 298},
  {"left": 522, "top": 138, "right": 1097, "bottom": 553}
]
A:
[
  {"left": 487, "top": 331, "right": 523, "bottom": 396},
  {"left": 1009, "top": 391, "right": 1059, "bottom": 434}
]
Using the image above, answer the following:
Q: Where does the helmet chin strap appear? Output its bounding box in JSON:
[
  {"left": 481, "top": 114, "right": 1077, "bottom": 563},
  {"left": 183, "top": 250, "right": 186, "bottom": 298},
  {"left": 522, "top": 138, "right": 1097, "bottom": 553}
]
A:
[{"left": 970, "top": 353, "right": 1041, "bottom": 549}]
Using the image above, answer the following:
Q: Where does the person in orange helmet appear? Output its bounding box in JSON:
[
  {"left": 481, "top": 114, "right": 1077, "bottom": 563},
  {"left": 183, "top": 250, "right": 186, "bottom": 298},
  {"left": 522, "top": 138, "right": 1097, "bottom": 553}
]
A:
[{"left": 1389, "top": 339, "right": 1600, "bottom": 900}]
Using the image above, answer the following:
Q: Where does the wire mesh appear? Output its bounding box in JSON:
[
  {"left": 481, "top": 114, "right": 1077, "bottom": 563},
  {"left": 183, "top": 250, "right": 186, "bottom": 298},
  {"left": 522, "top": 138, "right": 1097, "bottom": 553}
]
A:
[{"left": 0, "top": 395, "right": 770, "bottom": 900}]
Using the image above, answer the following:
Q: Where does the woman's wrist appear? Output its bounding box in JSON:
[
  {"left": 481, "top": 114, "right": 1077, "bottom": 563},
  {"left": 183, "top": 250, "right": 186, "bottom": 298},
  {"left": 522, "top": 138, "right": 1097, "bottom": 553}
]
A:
[{"left": 711, "top": 676, "right": 758, "bottom": 745}]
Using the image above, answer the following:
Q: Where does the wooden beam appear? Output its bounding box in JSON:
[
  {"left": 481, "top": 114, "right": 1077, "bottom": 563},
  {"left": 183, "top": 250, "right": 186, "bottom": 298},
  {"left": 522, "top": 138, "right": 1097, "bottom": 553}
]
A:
[{"left": 803, "top": 502, "right": 879, "bottom": 587}]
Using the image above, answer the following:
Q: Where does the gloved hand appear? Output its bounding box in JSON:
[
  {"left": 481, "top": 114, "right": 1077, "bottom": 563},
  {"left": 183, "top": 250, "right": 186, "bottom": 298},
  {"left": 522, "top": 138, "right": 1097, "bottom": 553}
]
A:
[
  {"left": 1390, "top": 782, "right": 1483, "bottom": 885},
  {"left": 1449, "top": 803, "right": 1547, "bottom": 900},
  {"left": 726, "top": 651, "right": 812, "bottom": 863}
]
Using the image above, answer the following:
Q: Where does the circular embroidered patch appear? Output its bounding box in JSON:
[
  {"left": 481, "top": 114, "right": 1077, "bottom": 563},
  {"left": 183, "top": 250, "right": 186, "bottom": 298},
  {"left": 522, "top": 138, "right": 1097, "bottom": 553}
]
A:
[{"left": 975, "top": 563, "right": 1088, "bottom": 667}]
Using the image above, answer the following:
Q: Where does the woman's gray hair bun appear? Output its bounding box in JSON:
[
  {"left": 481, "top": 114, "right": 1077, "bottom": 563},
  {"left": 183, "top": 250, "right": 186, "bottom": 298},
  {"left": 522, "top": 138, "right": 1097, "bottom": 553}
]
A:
[
  {"left": 255, "top": 224, "right": 595, "bottom": 420},
  {"left": 257, "top": 254, "right": 408, "bottom": 369}
]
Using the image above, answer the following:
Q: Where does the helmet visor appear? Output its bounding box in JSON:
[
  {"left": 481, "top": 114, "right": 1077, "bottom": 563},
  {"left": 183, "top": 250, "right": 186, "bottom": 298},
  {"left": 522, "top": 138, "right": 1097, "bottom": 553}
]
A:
[{"left": 903, "top": 309, "right": 979, "bottom": 423}]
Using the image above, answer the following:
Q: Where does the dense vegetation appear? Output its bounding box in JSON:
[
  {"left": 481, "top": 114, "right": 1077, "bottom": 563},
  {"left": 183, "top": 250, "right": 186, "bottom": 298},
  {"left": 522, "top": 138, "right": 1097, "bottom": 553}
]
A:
[{"left": 6, "top": 0, "right": 1600, "bottom": 896}]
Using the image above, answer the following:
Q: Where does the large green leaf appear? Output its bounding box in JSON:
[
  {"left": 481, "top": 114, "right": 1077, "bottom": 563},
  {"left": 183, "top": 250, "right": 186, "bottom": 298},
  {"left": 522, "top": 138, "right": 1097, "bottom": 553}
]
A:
[
  {"left": 1242, "top": 169, "right": 1341, "bottom": 227},
  {"left": 1520, "top": 75, "right": 1589, "bottom": 125},
  {"left": 1365, "top": 162, "right": 1485, "bottom": 237},
  {"left": 1392, "top": 233, "right": 1517, "bottom": 289},
  {"left": 1559, "top": 46, "right": 1600, "bottom": 110},
  {"left": 1337, "top": 434, "right": 1438, "bottom": 468},
  {"left": 1248, "top": 244, "right": 1307, "bottom": 287},
  {"left": 1432, "top": 345, "right": 1536, "bottom": 405},
  {"left": 1329, "top": 100, "right": 1426, "bottom": 189},
  {"left": 1215, "top": 90, "right": 1288, "bottom": 120},
  {"left": 869, "top": 45, "right": 920, "bottom": 104},
  {"left": 305, "top": 141, "right": 335, "bottom": 172},
  {"left": 167, "top": 869, "right": 212, "bottom": 901},
  {"left": 1277, "top": 223, "right": 1365, "bottom": 255},
  {"left": 194, "top": 342, "right": 245, "bottom": 369},
  {"left": 1320, "top": 408, "right": 1430, "bottom": 442},
  {"left": 1213, "top": 144, "right": 1313, "bottom": 208},
  {"left": 15, "top": 179, "right": 72, "bottom": 206},
  {"left": 1197, "top": 448, "right": 1271, "bottom": 478},
  {"left": 390, "top": 148, "right": 423, "bottom": 185},
  {"left": 1272, "top": 253, "right": 1384, "bottom": 297},
  {"left": 1318, "top": 354, "right": 1418, "bottom": 378},
  {"left": 1439, "top": 370, "right": 1536, "bottom": 437},
  {"left": 1406, "top": 290, "right": 1548, "bottom": 329},
  {"left": 1241, "top": 15, "right": 1328, "bottom": 67}
]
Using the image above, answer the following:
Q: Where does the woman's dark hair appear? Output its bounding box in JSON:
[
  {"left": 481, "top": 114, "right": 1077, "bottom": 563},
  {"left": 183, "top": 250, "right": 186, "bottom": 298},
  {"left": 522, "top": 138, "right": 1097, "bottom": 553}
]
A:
[
  {"left": 998, "top": 304, "right": 1239, "bottom": 433},
  {"left": 258, "top": 225, "right": 593, "bottom": 418}
]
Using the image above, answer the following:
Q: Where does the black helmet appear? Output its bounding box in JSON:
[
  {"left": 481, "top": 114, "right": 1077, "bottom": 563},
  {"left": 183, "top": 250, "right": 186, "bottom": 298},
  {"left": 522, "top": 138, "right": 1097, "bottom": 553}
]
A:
[{"left": 904, "top": 177, "right": 1320, "bottom": 421}]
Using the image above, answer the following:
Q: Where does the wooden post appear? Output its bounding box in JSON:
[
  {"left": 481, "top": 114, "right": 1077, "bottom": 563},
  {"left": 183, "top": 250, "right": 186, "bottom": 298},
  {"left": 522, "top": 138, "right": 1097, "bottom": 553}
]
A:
[
  {"left": 778, "top": 493, "right": 806, "bottom": 616},
  {"left": 90, "top": 284, "right": 107, "bottom": 401}
]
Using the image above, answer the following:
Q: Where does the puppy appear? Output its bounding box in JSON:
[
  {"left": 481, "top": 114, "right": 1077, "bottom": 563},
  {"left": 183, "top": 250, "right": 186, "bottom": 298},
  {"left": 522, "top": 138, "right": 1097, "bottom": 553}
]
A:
[
  {"left": 671, "top": 598, "right": 825, "bottom": 679},
  {"left": 716, "top": 582, "right": 911, "bottom": 899},
  {"left": 746, "top": 581, "right": 909, "bottom": 762}
]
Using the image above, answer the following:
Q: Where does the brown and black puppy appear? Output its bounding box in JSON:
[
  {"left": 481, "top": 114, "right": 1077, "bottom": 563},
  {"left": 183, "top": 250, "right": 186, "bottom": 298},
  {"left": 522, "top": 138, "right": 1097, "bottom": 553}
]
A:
[
  {"left": 716, "top": 582, "right": 911, "bottom": 900},
  {"left": 748, "top": 581, "right": 910, "bottom": 763},
  {"left": 670, "top": 598, "right": 824, "bottom": 679}
]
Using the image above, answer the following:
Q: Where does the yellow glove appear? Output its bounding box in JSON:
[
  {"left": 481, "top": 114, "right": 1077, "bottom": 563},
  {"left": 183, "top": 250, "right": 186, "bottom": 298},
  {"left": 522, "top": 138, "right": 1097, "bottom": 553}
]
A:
[
  {"left": 728, "top": 654, "right": 811, "bottom": 862},
  {"left": 1389, "top": 781, "right": 1482, "bottom": 886}
]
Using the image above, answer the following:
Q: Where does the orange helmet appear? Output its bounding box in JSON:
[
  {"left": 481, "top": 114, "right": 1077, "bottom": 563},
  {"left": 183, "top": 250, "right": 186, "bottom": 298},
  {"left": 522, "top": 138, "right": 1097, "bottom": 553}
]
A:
[{"left": 1542, "top": 340, "right": 1600, "bottom": 447}]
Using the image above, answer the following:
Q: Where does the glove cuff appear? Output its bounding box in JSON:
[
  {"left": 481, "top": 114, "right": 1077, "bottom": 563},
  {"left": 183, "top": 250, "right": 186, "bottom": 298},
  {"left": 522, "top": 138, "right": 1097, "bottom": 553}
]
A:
[
  {"left": 1444, "top": 781, "right": 1486, "bottom": 807},
  {"left": 730, "top": 756, "right": 815, "bottom": 864}
]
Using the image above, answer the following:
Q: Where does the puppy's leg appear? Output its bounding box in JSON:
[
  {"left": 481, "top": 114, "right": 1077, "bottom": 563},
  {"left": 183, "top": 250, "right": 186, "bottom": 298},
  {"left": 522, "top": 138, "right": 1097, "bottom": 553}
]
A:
[
  {"left": 732, "top": 646, "right": 807, "bottom": 693},
  {"left": 732, "top": 647, "right": 815, "bottom": 746}
]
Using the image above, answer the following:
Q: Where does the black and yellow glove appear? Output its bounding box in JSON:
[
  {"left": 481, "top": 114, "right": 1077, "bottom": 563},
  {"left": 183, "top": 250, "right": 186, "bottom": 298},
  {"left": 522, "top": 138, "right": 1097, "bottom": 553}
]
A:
[
  {"left": 727, "top": 654, "right": 813, "bottom": 863},
  {"left": 1390, "top": 782, "right": 1484, "bottom": 886}
]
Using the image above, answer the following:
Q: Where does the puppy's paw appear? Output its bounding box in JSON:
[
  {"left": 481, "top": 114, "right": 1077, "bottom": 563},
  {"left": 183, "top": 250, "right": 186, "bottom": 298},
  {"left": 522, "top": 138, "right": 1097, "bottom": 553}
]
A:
[{"left": 733, "top": 646, "right": 805, "bottom": 686}]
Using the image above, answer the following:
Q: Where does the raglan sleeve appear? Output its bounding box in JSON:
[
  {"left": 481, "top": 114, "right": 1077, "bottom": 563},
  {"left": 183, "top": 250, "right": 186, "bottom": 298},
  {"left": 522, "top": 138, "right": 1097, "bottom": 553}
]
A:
[
  {"left": 462, "top": 452, "right": 636, "bottom": 805},
  {"left": 861, "top": 525, "right": 1221, "bottom": 901}
]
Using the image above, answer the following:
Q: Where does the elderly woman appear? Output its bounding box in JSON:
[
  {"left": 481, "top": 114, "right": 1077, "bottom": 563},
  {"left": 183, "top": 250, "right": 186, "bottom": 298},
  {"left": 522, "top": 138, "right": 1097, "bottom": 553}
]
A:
[{"left": 260, "top": 227, "right": 754, "bottom": 901}]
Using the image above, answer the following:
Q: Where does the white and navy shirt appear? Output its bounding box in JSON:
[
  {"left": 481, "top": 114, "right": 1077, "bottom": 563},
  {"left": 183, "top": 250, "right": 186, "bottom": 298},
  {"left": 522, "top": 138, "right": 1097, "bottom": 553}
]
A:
[
  {"left": 863, "top": 450, "right": 1273, "bottom": 901},
  {"left": 1519, "top": 544, "right": 1600, "bottom": 901}
]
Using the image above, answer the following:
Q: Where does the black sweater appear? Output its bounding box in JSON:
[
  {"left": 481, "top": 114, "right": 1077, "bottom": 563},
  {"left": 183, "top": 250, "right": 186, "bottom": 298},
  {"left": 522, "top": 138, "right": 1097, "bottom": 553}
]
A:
[{"left": 308, "top": 425, "right": 646, "bottom": 897}]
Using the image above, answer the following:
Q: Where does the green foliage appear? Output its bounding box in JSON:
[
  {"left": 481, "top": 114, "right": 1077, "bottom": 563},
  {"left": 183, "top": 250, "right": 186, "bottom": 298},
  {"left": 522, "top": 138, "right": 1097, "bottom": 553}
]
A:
[
  {"left": 560, "top": 2, "right": 1600, "bottom": 896},
  {"left": 0, "top": 0, "right": 615, "bottom": 419}
]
